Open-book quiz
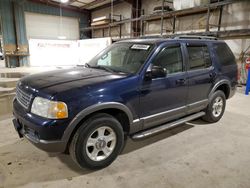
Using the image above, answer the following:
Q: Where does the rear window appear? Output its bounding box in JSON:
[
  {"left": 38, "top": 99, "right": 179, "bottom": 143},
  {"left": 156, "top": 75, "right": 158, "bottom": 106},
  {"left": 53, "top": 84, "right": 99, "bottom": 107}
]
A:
[{"left": 213, "top": 43, "right": 235, "bottom": 66}]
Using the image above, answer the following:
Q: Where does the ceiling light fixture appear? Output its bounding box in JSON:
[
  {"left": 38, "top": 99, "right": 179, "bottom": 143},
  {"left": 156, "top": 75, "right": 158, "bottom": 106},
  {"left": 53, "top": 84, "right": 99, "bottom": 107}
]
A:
[{"left": 60, "top": 0, "right": 69, "bottom": 3}]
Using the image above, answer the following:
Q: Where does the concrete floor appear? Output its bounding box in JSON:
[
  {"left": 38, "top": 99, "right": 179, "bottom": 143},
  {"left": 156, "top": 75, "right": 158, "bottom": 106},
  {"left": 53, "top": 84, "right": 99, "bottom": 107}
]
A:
[{"left": 0, "top": 92, "right": 250, "bottom": 188}]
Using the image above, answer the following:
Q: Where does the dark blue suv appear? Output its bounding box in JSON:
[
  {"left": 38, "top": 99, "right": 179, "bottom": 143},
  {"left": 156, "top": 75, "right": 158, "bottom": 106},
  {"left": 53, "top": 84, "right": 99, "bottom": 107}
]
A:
[{"left": 13, "top": 36, "right": 237, "bottom": 169}]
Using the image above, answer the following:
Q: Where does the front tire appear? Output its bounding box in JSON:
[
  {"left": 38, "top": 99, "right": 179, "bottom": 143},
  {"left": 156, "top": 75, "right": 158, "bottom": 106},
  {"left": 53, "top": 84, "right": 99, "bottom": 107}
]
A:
[
  {"left": 69, "top": 113, "right": 124, "bottom": 169},
  {"left": 202, "top": 90, "right": 226, "bottom": 123}
]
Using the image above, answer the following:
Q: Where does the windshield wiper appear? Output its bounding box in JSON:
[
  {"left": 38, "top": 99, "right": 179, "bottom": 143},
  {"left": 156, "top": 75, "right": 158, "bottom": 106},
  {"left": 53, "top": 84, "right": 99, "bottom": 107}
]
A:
[
  {"left": 90, "top": 65, "right": 114, "bottom": 73},
  {"left": 85, "top": 63, "right": 91, "bottom": 68},
  {"left": 85, "top": 64, "right": 128, "bottom": 74},
  {"left": 77, "top": 63, "right": 91, "bottom": 67}
]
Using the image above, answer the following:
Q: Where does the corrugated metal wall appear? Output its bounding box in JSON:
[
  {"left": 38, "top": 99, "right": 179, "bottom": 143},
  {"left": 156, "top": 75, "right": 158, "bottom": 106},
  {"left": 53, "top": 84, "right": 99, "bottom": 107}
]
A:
[
  {"left": 0, "top": 0, "right": 17, "bottom": 66},
  {"left": 0, "top": 0, "right": 90, "bottom": 67},
  {"left": 0, "top": 0, "right": 16, "bottom": 44}
]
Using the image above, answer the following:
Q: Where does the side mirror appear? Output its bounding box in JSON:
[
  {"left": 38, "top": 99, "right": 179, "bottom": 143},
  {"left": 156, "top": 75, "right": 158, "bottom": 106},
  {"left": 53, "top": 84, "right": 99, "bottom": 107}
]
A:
[{"left": 145, "top": 65, "right": 166, "bottom": 80}]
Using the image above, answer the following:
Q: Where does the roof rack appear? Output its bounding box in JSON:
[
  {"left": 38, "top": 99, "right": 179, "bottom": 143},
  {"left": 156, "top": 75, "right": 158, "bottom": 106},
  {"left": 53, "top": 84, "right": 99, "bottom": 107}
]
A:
[
  {"left": 173, "top": 35, "right": 217, "bottom": 40},
  {"left": 139, "top": 35, "right": 163, "bottom": 39}
]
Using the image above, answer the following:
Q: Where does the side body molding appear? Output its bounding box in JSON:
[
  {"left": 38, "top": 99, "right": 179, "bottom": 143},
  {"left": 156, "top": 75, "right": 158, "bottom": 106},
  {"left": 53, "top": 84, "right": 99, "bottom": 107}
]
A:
[{"left": 61, "top": 102, "right": 134, "bottom": 142}]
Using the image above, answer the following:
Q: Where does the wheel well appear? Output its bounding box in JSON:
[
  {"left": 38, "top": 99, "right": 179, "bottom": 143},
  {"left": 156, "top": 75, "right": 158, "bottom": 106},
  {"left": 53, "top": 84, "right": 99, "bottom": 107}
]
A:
[
  {"left": 215, "top": 84, "right": 230, "bottom": 99},
  {"left": 65, "top": 108, "right": 130, "bottom": 153}
]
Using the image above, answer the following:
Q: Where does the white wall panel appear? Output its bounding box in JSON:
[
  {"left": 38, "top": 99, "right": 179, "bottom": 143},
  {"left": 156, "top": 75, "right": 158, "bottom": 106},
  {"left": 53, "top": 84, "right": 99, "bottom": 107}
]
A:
[
  {"left": 29, "top": 39, "right": 79, "bottom": 67},
  {"left": 29, "top": 38, "right": 112, "bottom": 67}
]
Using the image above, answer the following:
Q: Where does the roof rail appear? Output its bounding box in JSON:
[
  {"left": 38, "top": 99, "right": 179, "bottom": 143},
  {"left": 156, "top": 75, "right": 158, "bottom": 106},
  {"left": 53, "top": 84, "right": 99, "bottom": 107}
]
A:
[
  {"left": 173, "top": 35, "right": 217, "bottom": 40},
  {"left": 139, "top": 35, "right": 163, "bottom": 39}
]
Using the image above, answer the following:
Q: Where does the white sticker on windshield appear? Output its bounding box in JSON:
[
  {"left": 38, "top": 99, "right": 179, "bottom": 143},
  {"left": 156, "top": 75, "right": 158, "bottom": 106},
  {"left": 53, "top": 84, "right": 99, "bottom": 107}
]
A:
[{"left": 131, "top": 44, "right": 150, "bottom": 50}]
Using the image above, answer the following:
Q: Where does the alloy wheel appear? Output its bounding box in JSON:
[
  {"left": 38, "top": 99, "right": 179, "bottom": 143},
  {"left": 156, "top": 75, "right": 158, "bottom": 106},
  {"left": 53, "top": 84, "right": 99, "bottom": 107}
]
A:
[{"left": 85, "top": 126, "right": 117, "bottom": 162}]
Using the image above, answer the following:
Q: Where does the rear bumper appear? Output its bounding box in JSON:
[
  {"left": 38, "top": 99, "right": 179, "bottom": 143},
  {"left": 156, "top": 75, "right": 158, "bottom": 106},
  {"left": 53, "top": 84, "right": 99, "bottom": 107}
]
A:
[
  {"left": 12, "top": 118, "right": 66, "bottom": 152},
  {"left": 229, "top": 84, "right": 237, "bottom": 99}
]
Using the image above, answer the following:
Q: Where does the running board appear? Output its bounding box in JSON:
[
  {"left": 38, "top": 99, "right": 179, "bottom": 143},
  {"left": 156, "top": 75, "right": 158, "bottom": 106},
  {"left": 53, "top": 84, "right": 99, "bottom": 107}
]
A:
[{"left": 131, "top": 112, "right": 205, "bottom": 140}]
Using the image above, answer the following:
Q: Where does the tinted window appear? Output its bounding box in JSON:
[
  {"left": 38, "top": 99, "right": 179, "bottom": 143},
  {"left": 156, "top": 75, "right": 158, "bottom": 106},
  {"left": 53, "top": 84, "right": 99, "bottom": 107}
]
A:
[
  {"left": 213, "top": 43, "right": 235, "bottom": 66},
  {"left": 187, "top": 45, "right": 212, "bottom": 70},
  {"left": 153, "top": 46, "right": 183, "bottom": 74}
]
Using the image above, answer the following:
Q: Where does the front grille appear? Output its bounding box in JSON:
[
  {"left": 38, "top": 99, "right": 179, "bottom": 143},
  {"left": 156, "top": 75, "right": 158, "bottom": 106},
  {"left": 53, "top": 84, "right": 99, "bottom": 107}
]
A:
[{"left": 16, "top": 86, "right": 32, "bottom": 109}]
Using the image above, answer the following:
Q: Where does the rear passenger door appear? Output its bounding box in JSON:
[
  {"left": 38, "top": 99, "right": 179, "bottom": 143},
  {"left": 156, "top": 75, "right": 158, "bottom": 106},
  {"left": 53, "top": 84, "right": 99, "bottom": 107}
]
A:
[{"left": 185, "top": 42, "right": 214, "bottom": 113}]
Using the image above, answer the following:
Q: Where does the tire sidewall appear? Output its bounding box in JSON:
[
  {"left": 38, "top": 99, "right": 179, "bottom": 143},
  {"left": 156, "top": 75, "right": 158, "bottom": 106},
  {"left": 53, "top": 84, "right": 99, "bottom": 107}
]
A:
[{"left": 74, "top": 115, "right": 124, "bottom": 169}]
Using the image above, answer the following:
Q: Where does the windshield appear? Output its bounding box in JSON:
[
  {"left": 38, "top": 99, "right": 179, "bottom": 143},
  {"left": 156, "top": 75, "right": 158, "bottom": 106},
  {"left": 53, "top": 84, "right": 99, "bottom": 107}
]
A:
[{"left": 88, "top": 42, "right": 154, "bottom": 74}]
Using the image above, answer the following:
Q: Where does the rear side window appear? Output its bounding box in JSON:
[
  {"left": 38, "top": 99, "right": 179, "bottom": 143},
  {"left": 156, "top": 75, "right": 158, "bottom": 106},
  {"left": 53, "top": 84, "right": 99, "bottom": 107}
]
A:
[
  {"left": 187, "top": 45, "right": 212, "bottom": 70},
  {"left": 213, "top": 43, "right": 235, "bottom": 66}
]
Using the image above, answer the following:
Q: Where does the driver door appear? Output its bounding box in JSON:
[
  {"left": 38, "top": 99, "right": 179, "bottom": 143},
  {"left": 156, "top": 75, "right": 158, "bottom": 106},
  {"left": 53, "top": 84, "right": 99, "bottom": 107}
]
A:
[{"left": 140, "top": 43, "right": 188, "bottom": 129}]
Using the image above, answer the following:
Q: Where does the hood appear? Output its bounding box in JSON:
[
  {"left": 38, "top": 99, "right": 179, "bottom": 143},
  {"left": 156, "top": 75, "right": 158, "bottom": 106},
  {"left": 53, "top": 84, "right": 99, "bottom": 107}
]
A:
[{"left": 20, "top": 67, "right": 127, "bottom": 91}]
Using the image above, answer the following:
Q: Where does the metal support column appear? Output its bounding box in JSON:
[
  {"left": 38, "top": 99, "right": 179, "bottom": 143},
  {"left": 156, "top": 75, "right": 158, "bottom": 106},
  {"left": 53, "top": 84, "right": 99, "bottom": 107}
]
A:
[
  {"left": 206, "top": 5, "right": 211, "bottom": 32},
  {"left": 108, "top": 13, "right": 111, "bottom": 37},
  {"left": 119, "top": 15, "right": 122, "bottom": 38},
  {"left": 12, "top": 1, "right": 19, "bottom": 67},
  {"left": 172, "top": 16, "right": 176, "bottom": 34},
  {"left": 160, "top": 0, "right": 164, "bottom": 35},
  {"left": 218, "top": 5, "right": 223, "bottom": 32},
  {"left": 140, "top": 9, "right": 144, "bottom": 37}
]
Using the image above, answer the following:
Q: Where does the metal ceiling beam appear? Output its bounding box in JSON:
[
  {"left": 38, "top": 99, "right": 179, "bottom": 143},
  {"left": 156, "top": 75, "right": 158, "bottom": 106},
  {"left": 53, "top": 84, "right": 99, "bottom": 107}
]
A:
[
  {"left": 80, "top": 0, "right": 107, "bottom": 9},
  {"left": 91, "top": 0, "right": 123, "bottom": 11},
  {"left": 28, "top": 0, "right": 127, "bottom": 12},
  {"left": 27, "top": 0, "right": 89, "bottom": 13},
  {"left": 80, "top": 0, "right": 125, "bottom": 10},
  {"left": 68, "top": 0, "right": 87, "bottom": 6}
]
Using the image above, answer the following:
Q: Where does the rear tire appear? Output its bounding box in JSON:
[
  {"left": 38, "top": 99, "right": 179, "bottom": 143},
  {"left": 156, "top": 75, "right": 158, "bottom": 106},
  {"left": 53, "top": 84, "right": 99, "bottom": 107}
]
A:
[
  {"left": 202, "top": 90, "right": 226, "bottom": 123},
  {"left": 69, "top": 113, "right": 124, "bottom": 169}
]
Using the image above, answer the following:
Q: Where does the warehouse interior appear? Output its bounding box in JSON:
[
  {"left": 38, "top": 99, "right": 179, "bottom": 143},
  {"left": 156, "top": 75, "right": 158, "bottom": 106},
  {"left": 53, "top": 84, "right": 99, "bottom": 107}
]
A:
[{"left": 0, "top": 0, "right": 250, "bottom": 187}]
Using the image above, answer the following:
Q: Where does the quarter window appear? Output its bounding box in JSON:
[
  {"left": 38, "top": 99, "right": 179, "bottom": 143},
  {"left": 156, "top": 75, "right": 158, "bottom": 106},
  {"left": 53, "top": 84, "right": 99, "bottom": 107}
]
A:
[
  {"left": 213, "top": 43, "right": 235, "bottom": 66},
  {"left": 152, "top": 46, "right": 183, "bottom": 74},
  {"left": 187, "top": 45, "right": 212, "bottom": 70}
]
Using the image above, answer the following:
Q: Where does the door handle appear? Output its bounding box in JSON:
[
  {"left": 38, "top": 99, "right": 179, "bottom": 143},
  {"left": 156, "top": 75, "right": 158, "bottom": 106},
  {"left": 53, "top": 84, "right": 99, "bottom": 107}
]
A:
[{"left": 176, "top": 79, "right": 186, "bottom": 85}]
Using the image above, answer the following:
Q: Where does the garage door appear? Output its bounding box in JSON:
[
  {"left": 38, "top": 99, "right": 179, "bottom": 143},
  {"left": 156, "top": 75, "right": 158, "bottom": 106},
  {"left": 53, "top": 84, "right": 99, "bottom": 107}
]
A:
[{"left": 25, "top": 12, "right": 79, "bottom": 40}]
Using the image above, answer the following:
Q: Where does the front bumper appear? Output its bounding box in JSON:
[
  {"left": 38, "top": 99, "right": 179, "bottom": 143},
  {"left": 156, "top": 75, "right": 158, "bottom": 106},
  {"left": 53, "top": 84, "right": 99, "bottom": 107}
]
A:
[
  {"left": 12, "top": 99, "right": 68, "bottom": 153},
  {"left": 12, "top": 118, "right": 66, "bottom": 152}
]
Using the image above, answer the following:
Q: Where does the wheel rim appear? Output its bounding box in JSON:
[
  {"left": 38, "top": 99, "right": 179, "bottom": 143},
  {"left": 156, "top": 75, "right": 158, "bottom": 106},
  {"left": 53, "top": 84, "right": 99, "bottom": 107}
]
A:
[
  {"left": 85, "top": 126, "right": 117, "bottom": 162},
  {"left": 212, "top": 96, "right": 224, "bottom": 118}
]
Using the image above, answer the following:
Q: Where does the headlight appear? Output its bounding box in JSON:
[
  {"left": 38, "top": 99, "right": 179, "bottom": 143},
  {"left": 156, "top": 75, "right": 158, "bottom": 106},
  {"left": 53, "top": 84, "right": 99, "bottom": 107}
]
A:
[{"left": 31, "top": 97, "right": 68, "bottom": 119}]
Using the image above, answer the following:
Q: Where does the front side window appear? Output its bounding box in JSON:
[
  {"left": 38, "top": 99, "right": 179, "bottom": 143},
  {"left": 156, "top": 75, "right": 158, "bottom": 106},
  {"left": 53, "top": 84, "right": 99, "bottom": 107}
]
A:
[
  {"left": 152, "top": 46, "right": 183, "bottom": 74},
  {"left": 187, "top": 45, "right": 212, "bottom": 70},
  {"left": 88, "top": 43, "right": 154, "bottom": 74}
]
